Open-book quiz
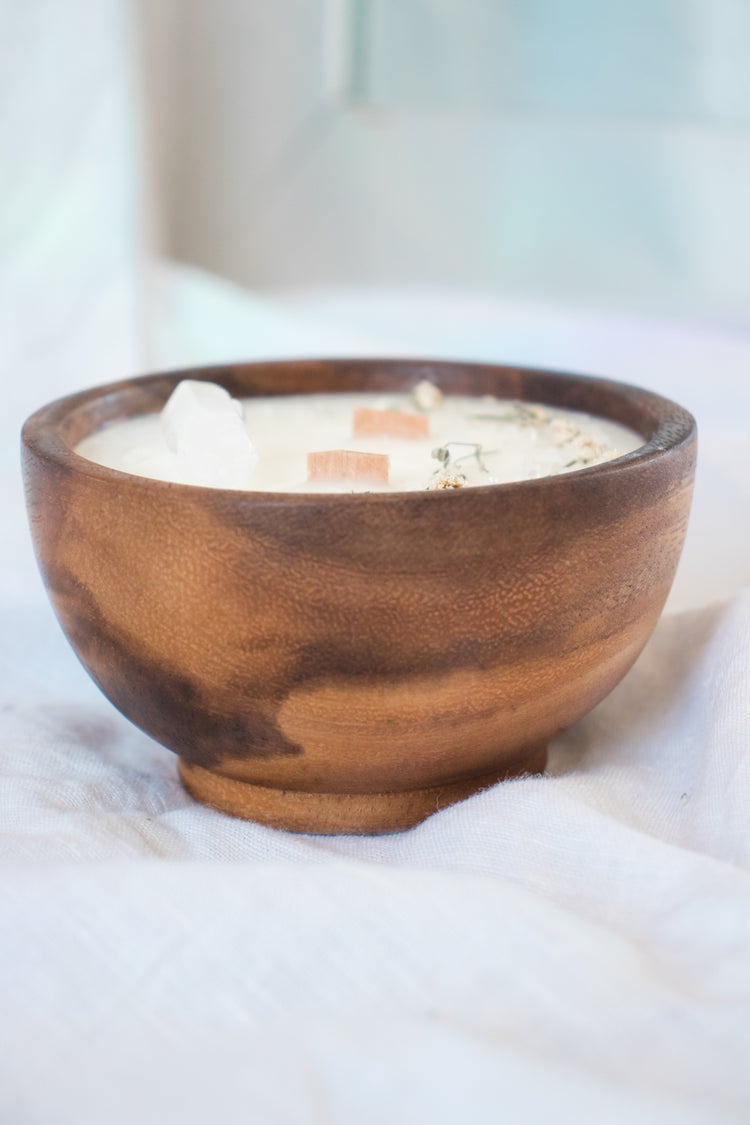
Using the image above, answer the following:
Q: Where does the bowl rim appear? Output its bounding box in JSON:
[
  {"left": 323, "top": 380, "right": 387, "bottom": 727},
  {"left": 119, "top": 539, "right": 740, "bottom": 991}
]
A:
[{"left": 21, "top": 357, "right": 697, "bottom": 505}]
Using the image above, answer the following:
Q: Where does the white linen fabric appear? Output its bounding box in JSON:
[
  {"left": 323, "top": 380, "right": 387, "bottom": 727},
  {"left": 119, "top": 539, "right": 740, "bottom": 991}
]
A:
[
  {"left": 3, "top": 2, "right": 750, "bottom": 1122},
  {"left": 3, "top": 288, "right": 750, "bottom": 1125}
]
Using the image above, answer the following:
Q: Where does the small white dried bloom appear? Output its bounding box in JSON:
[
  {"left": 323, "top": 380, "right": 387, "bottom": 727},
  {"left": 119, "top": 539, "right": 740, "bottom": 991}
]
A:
[
  {"left": 412, "top": 380, "right": 443, "bottom": 412},
  {"left": 428, "top": 469, "right": 466, "bottom": 490},
  {"left": 573, "top": 436, "right": 604, "bottom": 462},
  {"left": 550, "top": 419, "right": 579, "bottom": 446}
]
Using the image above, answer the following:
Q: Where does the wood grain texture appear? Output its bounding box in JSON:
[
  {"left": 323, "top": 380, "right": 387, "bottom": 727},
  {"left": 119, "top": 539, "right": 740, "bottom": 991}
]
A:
[
  {"left": 352, "top": 407, "right": 430, "bottom": 440},
  {"left": 307, "top": 448, "right": 390, "bottom": 486},
  {"left": 22, "top": 359, "right": 697, "bottom": 834}
]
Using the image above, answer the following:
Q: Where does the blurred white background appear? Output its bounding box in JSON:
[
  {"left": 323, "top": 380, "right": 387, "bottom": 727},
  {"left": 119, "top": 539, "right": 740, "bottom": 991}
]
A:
[
  {"left": 5, "top": 0, "right": 750, "bottom": 395},
  {"left": 142, "top": 0, "right": 750, "bottom": 319}
]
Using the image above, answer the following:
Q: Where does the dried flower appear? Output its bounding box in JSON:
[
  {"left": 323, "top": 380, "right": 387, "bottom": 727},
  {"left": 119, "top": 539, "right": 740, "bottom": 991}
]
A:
[
  {"left": 520, "top": 404, "right": 548, "bottom": 423},
  {"left": 573, "top": 436, "right": 605, "bottom": 462},
  {"left": 428, "top": 470, "right": 466, "bottom": 490},
  {"left": 550, "top": 419, "right": 579, "bottom": 446},
  {"left": 412, "top": 380, "right": 443, "bottom": 412}
]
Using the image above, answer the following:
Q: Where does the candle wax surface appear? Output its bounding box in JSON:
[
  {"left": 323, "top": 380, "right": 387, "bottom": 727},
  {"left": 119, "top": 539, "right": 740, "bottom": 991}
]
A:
[{"left": 74, "top": 388, "right": 643, "bottom": 493}]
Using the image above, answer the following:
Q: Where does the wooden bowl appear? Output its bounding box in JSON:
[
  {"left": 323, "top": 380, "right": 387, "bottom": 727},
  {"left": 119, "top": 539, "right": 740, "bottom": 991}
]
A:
[{"left": 22, "top": 359, "right": 696, "bottom": 834}]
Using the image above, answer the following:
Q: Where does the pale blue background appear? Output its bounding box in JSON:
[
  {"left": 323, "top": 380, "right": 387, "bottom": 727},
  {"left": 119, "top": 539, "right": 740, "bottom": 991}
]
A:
[{"left": 157, "top": 0, "right": 750, "bottom": 325}]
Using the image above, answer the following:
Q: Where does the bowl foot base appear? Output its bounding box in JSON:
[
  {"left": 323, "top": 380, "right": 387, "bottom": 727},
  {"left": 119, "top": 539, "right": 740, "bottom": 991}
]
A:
[{"left": 178, "top": 747, "right": 547, "bottom": 835}]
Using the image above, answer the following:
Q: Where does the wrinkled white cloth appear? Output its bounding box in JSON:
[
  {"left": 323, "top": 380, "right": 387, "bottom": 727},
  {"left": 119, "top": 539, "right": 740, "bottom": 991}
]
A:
[{"left": 3, "top": 283, "right": 750, "bottom": 1125}]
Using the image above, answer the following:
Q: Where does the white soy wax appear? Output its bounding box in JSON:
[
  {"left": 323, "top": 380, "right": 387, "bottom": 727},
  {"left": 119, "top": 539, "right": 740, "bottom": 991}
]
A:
[{"left": 74, "top": 379, "right": 642, "bottom": 493}]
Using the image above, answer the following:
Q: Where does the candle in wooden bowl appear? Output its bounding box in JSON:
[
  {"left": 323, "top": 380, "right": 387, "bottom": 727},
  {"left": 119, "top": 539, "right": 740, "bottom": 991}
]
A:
[
  {"left": 74, "top": 376, "right": 642, "bottom": 494},
  {"left": 21, "top": 359, "right": 696, "bottom": 834}
]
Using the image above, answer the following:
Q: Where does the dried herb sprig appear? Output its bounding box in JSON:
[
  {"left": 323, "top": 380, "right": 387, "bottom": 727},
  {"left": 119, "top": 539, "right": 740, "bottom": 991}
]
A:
[
  {"left": 465, "top": 402, "right": 548, "bottom": 427},
  {"left": 431, "top": 441, "right": 501, "bottom": 483}
]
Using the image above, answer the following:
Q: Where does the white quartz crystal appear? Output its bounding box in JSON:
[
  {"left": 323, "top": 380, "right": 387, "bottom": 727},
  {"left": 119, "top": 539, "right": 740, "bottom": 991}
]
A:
[{"left": 160, "top": 380, "right": 258, "bottom": 489}]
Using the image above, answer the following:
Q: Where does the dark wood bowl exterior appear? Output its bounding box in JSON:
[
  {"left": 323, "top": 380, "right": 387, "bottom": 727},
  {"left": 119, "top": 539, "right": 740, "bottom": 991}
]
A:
[{"left": 22, "top": 360, "right": 696, "bottom": 833}]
